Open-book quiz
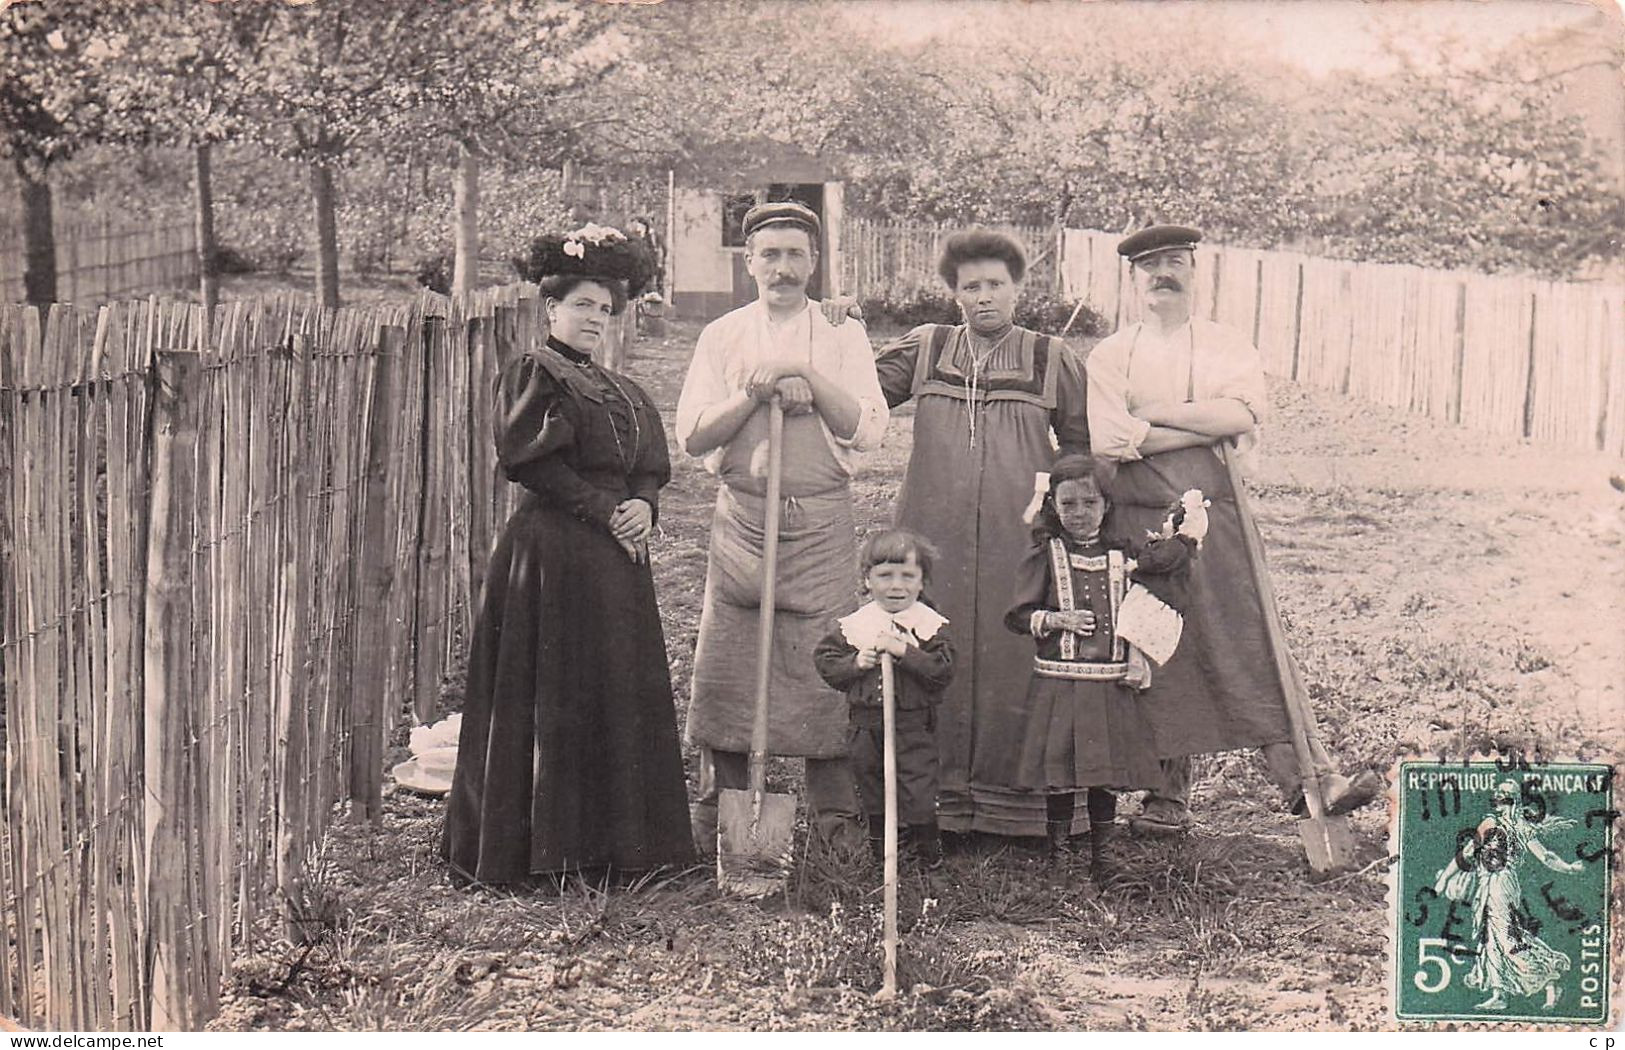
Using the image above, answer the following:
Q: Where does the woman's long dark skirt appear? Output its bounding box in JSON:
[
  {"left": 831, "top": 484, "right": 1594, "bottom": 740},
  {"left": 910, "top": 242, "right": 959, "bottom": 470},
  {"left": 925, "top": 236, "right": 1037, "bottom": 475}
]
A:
[{"left": 442, "top": 501, "right": 695, "bottom": 882}]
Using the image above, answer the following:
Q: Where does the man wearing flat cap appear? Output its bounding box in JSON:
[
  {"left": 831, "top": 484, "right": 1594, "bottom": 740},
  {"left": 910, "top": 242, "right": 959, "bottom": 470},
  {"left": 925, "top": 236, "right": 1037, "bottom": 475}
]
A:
[
  {"left": 1087, "top": 223, "right": 1381, "bottom": 835},
  {"left": 676, "top": 200, "right": 888, "bottom": 853}
]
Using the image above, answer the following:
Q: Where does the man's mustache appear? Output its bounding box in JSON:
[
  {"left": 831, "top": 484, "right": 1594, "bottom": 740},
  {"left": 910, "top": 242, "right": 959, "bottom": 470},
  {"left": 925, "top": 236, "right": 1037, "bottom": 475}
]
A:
[
  {"left": 770, "top": 277, "right": 803, "bottom": 287},
  {"left": 1152, "top": 277, "right": 1182, "bottom": 291}
]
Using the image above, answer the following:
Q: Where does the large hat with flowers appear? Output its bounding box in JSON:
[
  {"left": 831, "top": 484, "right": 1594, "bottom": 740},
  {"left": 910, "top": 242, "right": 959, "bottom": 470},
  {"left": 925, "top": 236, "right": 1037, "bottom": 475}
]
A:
[{"left": 516, "top": 222, "right": 655, "bottom": 295}]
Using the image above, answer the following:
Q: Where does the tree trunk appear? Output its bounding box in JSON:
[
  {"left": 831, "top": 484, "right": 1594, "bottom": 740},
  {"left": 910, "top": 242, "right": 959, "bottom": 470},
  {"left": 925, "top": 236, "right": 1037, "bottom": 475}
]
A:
[
  {"left": 310, "top": 157, "right": 341, "bottom": 309},
  {"left": 194, "top": 144, "right": 220, "bottom": 313},
  {"left": 15, "top": 154, "right": 57, "bottom": 306},
  {"left": 452, "top": 140, "right": 479, "bottom": 298}
]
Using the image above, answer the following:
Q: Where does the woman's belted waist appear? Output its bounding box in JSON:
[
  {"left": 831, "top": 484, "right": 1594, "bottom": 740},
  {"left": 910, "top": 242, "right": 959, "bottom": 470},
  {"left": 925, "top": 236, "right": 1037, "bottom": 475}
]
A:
[{"left": 517, "top": 472, "right": 629, "bottom": 513}]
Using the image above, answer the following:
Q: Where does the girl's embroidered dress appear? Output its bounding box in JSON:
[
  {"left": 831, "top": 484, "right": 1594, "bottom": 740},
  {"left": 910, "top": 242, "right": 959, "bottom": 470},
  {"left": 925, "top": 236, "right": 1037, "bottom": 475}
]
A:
[{"left": 981, "top": 532, "right": 1190, "bottom": 794}]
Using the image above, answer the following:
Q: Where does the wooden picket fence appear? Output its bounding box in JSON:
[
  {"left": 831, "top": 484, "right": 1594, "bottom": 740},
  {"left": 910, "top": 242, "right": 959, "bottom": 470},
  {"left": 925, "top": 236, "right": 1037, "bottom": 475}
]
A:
[
  {"left": 1059, "top": 228, "right": 1625, "bottom": 456},
  {"left": 0, "top": 218, "right": 199, "bottom": 304},
  {"left": 0, "top": 285, "right": 561, "bottom": 1030},
  {"left": 840, "top": 217, "right": 1062, "bottom": 301}
]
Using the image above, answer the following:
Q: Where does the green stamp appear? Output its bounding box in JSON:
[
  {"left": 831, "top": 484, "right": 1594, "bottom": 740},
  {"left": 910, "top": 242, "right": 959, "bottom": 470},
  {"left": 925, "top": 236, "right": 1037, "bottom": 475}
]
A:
[{"left": 1393, "top": 759, "right": 1615, "bottom": 1024}]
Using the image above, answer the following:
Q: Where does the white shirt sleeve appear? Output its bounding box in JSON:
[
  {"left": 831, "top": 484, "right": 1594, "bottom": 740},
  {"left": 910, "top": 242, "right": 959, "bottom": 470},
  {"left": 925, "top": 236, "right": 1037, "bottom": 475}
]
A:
[
  {"left": 1086, "top": 332, "right": 1152, "bottom": 461},
  {"left": 674, "top": 319, "right": 729, "bottom": 454},
  {"left": 829, "top": 318, "right": 888, "bottom": 451},
  {"left": 1205, "top": 324, "right": 1268, "bottom": 425}
]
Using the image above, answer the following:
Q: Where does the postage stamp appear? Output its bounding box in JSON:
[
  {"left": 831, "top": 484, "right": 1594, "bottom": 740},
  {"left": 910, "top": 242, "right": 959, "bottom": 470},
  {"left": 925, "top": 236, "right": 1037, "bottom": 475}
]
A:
[{"left": 1392, "top": 758, "right": 1616, "bottom": 1025}]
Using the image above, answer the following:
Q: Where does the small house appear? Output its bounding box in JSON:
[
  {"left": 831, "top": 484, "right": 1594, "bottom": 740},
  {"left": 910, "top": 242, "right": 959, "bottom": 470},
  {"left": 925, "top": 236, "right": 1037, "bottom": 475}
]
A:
[{"left": 666, "top": 141, "right": 845, "bottom": 319}]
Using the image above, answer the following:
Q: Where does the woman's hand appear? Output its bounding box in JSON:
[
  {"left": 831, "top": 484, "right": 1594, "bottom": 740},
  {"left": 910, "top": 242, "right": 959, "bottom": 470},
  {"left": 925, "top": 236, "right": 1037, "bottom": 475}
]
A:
[
  {"left": 820, "top": 296, "right": 864, "bottom": 327},
  {"left": 609, "top": 498, "right": 653, "bottom": 545}
]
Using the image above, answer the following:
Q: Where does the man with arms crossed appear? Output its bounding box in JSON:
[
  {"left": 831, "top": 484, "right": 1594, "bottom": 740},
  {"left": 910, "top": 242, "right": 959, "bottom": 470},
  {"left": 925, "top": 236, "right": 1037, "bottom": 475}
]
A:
[{"left": 1087, "top": 223, "right": 1381, "bottom": 836}]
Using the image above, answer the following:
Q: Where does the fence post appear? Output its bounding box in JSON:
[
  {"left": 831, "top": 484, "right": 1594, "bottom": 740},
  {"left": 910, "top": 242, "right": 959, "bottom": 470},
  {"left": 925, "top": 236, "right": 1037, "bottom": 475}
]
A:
[
  {"left": 141, "top": 347, "right": 202, "bottom": 1031},
  {"left": 1208, "top": 249, "right": 1222, "bottom": 322},
  {"left": 275, "top": 332, "right": 313, "bottom": 944},
  {"left": 465, "top": 312, "right": 494, "bottom": 617},
  {"left": 1449, "top": 281, "right": 1466, "bottom": 424},
  {"left": 1290, "top": 262, "right": 1305, "bottom": 381},
  {"left": 1252, "top": 258, "right": 1265, "bottom": 348},
  {"left": 348, "top": 323, "right": 398, "bottom": 822},
  {"left": 1521, "top": 291, "right": 1538, "bottom": 440},
  {"left": 1054, "top": 226, "right": 1065, "bottom": 296}
]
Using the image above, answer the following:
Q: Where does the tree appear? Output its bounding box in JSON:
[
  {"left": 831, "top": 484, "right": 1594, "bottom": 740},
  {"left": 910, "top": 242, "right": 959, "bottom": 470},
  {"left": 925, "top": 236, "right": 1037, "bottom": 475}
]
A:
[
  {"left": 599, "top": 0, "right": 929, "bottom": 181},
  {"left": 392, "top": 1, "right": 626, "bottom": 297},
  {"left": 1297, "top": 57, "right": 1625, "bottom": 275},
  {"left": 840, "top": 11, "right": 1316, "bottom": 237},
  {"left": 220, "top": 0, "right": 439, "bottom": 307},
  {"left": 94, "top": 0, "right": 283, "bottom": 311},
  {"left": 1, "top": 0, "right": 109, "bottom": 303}
]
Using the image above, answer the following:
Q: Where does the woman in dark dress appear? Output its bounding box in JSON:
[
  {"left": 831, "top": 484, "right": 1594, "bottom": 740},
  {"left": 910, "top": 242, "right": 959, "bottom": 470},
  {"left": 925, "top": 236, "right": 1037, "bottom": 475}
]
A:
[{"left": 442, "top": 229, "right": 695, "bottom": 883}]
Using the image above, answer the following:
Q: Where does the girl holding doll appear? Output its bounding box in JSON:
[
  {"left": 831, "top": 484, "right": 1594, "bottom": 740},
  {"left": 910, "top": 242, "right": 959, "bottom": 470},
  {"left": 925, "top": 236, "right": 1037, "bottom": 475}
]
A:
[{"left": 976, "top": 454, "right": 1207, "bottom": 882}]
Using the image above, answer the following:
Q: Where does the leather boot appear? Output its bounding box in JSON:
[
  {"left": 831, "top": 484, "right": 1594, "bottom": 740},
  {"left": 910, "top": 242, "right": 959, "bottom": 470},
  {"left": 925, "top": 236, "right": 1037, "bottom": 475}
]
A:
[
  {"left": 913, "top": 821, "right": 943, "bottom": 869},
  {"left": 1046, "top": 820, "right": 1071, "bottom": 860},
  {"left": 1045, "top": 792, "right": 1075, "bottom": 861},
  {"left": 1089, "top": 821, "right": 1119, "bottom": 886}
]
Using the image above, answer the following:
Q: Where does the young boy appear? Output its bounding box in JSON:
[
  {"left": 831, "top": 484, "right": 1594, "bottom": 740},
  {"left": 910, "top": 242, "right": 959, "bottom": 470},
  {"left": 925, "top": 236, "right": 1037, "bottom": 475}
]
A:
[{"left": 813, "top": 530, "right": 955, "bottom": 867}]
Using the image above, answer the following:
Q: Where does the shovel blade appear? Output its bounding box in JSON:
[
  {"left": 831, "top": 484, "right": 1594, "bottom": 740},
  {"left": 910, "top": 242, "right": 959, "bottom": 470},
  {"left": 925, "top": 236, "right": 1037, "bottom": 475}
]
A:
[
  {"left": 1298, "top": 814, "right": 1357, "bottom": 875},
  {"left": 716, "top": 787, "right": 798, "bottom": 898}
]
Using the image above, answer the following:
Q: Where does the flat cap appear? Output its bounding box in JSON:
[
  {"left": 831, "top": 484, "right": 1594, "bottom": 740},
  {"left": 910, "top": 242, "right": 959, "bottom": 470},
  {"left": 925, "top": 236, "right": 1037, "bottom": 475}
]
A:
[
  {"left": 1117, "top": 224, "right": 1203, "bottom": 262},
  {"left": 742, "top": 200, "right": 821, "bottom": 241}
]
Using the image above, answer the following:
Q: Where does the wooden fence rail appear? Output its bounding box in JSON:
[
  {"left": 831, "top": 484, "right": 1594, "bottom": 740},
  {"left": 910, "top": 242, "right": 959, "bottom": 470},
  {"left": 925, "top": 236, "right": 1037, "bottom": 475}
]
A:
[
  {"left": 0, "top": 285, "right": 548, "bottom": 1030},
  {"left": 1059, "top": 228, "right": 1625, "bottom": 456},
  {"left": 0, "top": 219, "right": 199, "bottom": 304}
]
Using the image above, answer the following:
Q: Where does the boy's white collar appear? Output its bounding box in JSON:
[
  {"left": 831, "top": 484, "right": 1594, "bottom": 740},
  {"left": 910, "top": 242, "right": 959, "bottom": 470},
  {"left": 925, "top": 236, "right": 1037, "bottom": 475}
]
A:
[{"left": 838, "top": 600, "right": 948, "bottom": 650}]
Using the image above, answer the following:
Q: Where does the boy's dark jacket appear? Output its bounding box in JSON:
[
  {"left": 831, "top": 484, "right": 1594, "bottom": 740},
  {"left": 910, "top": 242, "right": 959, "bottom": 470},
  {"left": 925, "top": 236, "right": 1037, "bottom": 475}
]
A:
[{"left": 813, "top": 601, "right": 955, "bottom": 715}]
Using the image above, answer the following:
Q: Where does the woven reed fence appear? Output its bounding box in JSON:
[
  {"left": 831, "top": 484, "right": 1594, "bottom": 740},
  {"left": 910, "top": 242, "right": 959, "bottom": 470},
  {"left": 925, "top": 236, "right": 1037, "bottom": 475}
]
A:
[
  {"left": 1059, "top": 228, "right": 1625, "bottom": 456},
  {"left": 840, "top": 217, "right": 1062, "bottom": 300},
  {"left": 0, "top": 284, "right": 562, "bottom": 1030},
  {"left": 0, "top": 219, "right": 199, "bottom": 304}
]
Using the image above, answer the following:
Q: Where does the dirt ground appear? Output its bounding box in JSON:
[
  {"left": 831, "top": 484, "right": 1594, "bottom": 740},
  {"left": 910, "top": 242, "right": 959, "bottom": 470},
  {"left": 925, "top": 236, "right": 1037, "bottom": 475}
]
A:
[{"left": 209, "top": 317, "right": 1624, "bottom": 1032}]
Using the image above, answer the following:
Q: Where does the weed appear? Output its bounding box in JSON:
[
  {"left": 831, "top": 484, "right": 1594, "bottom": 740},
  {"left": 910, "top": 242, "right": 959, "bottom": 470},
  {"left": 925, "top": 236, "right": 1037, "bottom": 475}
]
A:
[
  {"left": 283, "top": 832, "right": 347, "bottom": 947},
  {"left": 1514, "top": 640, "right": 1553, "bottom": 673},
  {"left": 1400, "top": 591, "right": 1438, "bottom": 617}
]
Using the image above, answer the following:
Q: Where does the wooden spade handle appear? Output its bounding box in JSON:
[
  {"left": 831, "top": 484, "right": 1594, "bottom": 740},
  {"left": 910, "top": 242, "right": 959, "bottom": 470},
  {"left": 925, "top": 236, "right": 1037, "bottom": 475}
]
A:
[
  {"left": 748, "top": 400, "right": 785, "bottom": 799},
  {"left": 880, "top": 650, "right": 898, "bottom": 997},
  {"left": 1219, "top": 444, "right": 1329, "bottom": 818}
]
